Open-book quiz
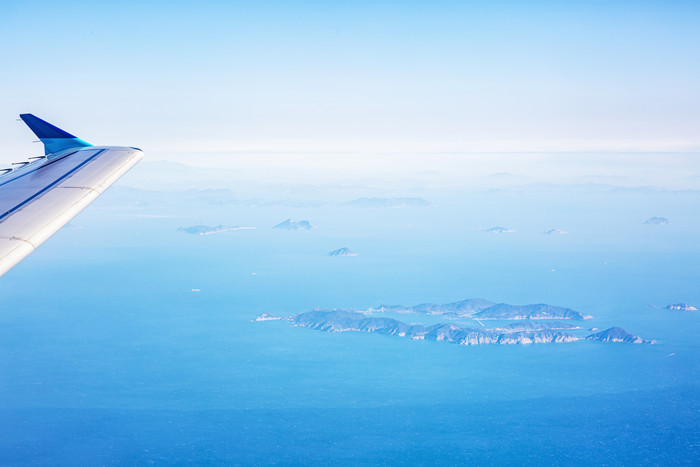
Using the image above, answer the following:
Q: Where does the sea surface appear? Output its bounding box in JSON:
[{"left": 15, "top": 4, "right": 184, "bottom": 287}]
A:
[{"left": 0, "top": 158, "right": 698, "bottom": 465}]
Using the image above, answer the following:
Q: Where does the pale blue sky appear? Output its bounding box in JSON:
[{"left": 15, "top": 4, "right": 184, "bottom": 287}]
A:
[{"left": 1, "top": 0, "right": 699, "bottom": 157}]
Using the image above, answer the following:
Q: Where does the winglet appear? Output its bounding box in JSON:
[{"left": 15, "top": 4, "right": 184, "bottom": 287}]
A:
[{"left": 20, "top": 114, "right": 92, "bottom": 155}]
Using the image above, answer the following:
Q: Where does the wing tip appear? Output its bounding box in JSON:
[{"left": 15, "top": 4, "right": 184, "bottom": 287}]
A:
[{"left": 19, "top": 113, "right": 92, "bottom": 155}]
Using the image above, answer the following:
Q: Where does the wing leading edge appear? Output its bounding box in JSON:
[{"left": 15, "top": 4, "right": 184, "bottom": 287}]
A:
[{"left": 0, "top": 114, "right": 143, "bottom": 277}]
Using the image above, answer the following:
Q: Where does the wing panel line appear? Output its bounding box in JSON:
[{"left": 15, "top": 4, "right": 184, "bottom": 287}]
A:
[
  {"left": 0, "top": 236, "right": 37, "bottom": 249},
  {"left": 0, "top": 149, "right": 106, "bottom": 222},
  {"left": 0, "top": 150, "right": 79, "bottom": 188}
]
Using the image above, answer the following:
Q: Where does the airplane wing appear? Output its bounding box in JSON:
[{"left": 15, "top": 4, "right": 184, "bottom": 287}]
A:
[{"left": 0, "top": 114, "right": 143, "bottom": 277}]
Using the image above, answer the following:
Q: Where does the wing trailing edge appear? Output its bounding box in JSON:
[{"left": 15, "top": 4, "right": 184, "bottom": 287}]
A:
[{"left": 20, "top": 113, "right": 92, "bottom": 155}]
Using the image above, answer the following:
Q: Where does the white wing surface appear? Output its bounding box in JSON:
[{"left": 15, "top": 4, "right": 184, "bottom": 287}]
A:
[{"left": 0, "top": 114, "right": 142, "bottom": 277}]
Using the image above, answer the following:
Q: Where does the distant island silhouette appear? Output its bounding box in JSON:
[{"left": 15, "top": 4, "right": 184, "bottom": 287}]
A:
[
  {"left": 645, "top": 217, "right": 669, "bottom": 225},
  {"left": 178, "top": 225, "right": 255, "bottom": 235},
  {"left": 274, "top": 219, "right": 317, "bottom": 230}
]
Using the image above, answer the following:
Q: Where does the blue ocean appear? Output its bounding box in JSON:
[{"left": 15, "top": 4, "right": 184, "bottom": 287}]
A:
[{"left": 1, "top": 155, "right": 698, "bottom": 465}]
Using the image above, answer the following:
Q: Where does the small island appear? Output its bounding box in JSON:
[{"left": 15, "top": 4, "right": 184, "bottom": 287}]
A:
[
  {"left": 328, "top": 247, "right": 357, "bottom": 257},
  {"left": 273, "top": 219, "right": 317, "bottom": 230},
  {"left": 645, "top": 217, "right": 669, "bottom": 225},
  {"left": 484, "top": 227, "right": 516, "bottom": 234},
  {"left": 254, "top": 313, "right": 286, "bottom": 322},
  {"left": 178, "top": 225, "right": 255, "bottom": 235},
  {"left": 586, "top": 327, "right": 656, "bottom": 344},
  {"left": 544, "top": 229, "right": 568, "bottom": 235},
  {"left": 665, "top": 303, "right": 697, "bottom": 311}
]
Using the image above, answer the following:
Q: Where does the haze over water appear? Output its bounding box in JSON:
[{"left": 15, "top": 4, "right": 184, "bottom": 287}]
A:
[{"left": 1, "top": 149, "right": 698, "bottom": 464}]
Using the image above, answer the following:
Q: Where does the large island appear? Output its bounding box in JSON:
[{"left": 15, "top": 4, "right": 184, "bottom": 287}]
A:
[
  {"left": 291, "top": 309, "right": 580, "bottom": 345},
  {"left": 258, "top": 298, "right": 655, "bottom": 347}
]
